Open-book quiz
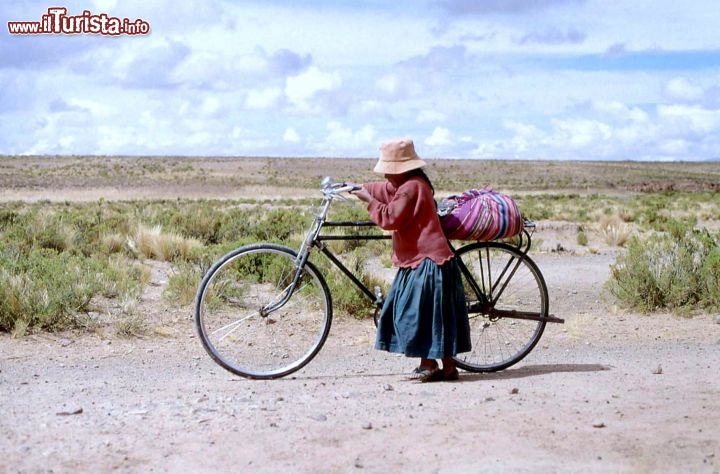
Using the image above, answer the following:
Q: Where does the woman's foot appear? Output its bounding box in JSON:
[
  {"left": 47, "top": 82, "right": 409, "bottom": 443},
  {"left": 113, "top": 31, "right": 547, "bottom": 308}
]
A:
[
  {"left": 407, "top": 359, "right": 441, "bottom": 382},
  {"left": 442, "top": 368, "right": 459, "bottom": 381},
  {"left": 441, "top": 357, "right": 460, "bottom": 381},
  {"left": 406, "top": 358, "right": 460, "bottom": 382}
]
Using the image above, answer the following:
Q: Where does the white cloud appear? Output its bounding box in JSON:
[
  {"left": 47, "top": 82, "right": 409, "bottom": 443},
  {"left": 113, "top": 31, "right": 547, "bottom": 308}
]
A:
[
  {"left": 664, "top": 78, "right": 705, "bottom": 103},
  {"left": 425, "top": 127, "right": 453, "bottom": 147},
  {"left": 283, "top": 127, "right": 300, "bottom": 143},
  {"left": 111, "top": 38, "right": 190, "bottom": 89},
  {"left": 245, "top": 88, "right": 283, "bottom": 110},
  {"left": 417, "top": 110, "right": 447, "bottom": 123},
  {"left": 285, "top": 66, "right": 342, "bottom": 111},
  {"left": 658, "top": 104, "right": 720, "bottom": 135},
  {"left": 592, "top": 101, "right": 649, "bottom": 123},
  {"left": 472, "top": 140, "right": 515, "bottom": 159},
  {"left": 504, "top": 120, "right": 544, "bottom": 139},
  {"left": 64, "top": 98, "right": 113, "bottom": 118},
  {"left": 357, "top": 100, "right": 388, "bottom": 118},
  {"left": 316, "top": 122, "right": 377, "bottom": 154},
  {"left": 375, "top": 74, "right": 400, "bottom": 96},
  {"left": 551, "top": 119, "right": 612, "bottom": 148},
  {"left": 230, "top": 126, "right": 245, "bottom": 142},
  {"left": 501, "top": 120, "right": 546, "bottom": 154},
  {"left": 199, "top": 97, "right": 222, "bottom": 117},
  {"left": 657, "top": 139, "right": 688, "bottom": 155},
  {"left": 90, "top": 0, "right": 119, "bottom": 11}
]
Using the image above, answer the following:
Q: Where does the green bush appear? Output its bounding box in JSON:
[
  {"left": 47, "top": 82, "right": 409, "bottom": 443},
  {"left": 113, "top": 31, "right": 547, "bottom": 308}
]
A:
[
  {"left": 608, "top": 221, "right": 720, "bottom": 313},
  {"left": 576, "top": 231, "right": 588, "bottom": 246},
  {"left": 250, "top": 208, "right": 309, "bottom": 242},
  {"left": 699, "top": 247, "right": 720, "bottom": 308},
  {"left": 0, "top": 248, "right": 104, "bottom": 332},
  {"left": 99, "top": 256, "right": 148, "bottom": 302},
  {"left": 164, "top": 263, "right": 204, "bottom": 307}
]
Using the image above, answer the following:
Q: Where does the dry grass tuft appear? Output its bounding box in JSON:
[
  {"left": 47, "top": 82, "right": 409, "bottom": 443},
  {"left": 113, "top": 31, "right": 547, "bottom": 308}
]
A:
[
  {"left": 114, "top": 312, "right": 148, "bottom": 338},
  {"left": 599, "top": 215, "right": 632, "bottom": 247},
  {"left": 127, "top": 224, "right": 202, "bottom": 262},
  {"left": 101, "top": 232, "right": 126, "bottom": 254}
]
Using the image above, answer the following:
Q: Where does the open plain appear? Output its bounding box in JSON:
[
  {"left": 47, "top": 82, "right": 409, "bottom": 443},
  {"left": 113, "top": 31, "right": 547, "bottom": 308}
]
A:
[{"left": 1, "top": 156, "right": 719, "bottom": 473}]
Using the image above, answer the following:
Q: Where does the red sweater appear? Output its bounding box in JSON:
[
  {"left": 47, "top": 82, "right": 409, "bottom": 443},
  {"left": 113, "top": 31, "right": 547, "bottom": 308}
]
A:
[{"left": 365, "top": 176, "right": 454, "bottom": 269}]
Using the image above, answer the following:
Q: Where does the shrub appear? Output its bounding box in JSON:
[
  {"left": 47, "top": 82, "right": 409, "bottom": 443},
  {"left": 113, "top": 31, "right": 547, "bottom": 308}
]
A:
[
  {"left": 0, "top": 248, "right": 104, "bottom": 332},
  {"left": 3, "top": 209, "right": 75, "bottom": 254},
  {"left": 164, "top": 263, "right": 204, "bottom": 307},
  {"left": 608, "top": 221, "right": 720, "bottom": 313},
  {"left": 576, "top": 230, "right": 588, "bottom": 246},
  {"left": 250, "top": 208, "right": 309, "bottom": 242},
  {"left": 700, "top": 247, "right": 720, "bottom": 307},
  {"left": 99, "top": 256, "right": 148, "bottom": 301},
  {"left": 217, "top": 207, "right": 258, "bottom": 242}
]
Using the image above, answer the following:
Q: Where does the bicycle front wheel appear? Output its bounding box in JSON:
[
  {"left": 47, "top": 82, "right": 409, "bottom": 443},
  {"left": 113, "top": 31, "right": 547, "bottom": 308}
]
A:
[
  {"left": 453, "top": 241, "right": 549, "bottom": 372},
  {"left": 194, "top": 243, "right": 332, "bottom": 379}
]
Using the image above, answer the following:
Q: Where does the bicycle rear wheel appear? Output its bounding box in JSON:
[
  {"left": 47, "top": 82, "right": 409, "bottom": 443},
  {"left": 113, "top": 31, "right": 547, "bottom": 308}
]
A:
[
  {"left": 453, "top": 241, "right": 548, "bottom": 372},
  {"left": 194, "top": 243, "right": 332, "bottom": 379}
]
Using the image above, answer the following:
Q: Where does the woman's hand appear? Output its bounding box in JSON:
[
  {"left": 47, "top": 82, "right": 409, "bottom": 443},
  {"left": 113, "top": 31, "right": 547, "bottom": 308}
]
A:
[{"left": 350, "top": 186, "right": 373, "bottom": 203}]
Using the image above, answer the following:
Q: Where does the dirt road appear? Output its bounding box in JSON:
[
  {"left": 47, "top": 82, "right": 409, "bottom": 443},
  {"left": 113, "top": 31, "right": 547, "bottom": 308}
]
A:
[{"left": 2, "top": 249, "right": 719, "bottom": 474}]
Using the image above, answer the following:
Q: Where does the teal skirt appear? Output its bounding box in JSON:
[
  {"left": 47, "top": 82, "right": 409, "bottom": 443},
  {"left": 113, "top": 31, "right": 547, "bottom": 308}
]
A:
[{"left": 375, "top": 258, "right": 471, "bottom": 359}]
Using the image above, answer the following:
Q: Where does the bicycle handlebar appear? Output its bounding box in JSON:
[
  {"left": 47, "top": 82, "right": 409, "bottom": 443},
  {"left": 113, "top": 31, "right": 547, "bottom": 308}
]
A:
[{"left": 320, "top": 176, "right": 360, "bottom": 196}]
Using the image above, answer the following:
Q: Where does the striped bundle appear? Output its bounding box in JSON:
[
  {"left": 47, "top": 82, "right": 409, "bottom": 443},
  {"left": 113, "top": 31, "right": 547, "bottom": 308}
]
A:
[{"left": 439, "top": 188, "right": 524, "bottom": 241}]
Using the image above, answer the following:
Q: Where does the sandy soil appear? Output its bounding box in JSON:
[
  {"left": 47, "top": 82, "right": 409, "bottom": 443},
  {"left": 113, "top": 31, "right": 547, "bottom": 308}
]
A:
[{"left": 2, "top": 237, "right": 719, "bottom": 474}]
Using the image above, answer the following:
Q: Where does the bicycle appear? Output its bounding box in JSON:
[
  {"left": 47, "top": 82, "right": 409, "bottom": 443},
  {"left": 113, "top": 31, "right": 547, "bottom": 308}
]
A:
[{"left": 194, "top": 177, "right": 564, "bottom": 379}]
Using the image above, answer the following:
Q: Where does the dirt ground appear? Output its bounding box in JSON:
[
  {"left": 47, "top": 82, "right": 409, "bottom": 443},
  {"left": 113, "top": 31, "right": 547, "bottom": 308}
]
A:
[
  {"left": 1, "top": 157, "right": 719, "bottom": 473},
  {"left": 2, "top": 230, "right": 719, "bottom": 474}
]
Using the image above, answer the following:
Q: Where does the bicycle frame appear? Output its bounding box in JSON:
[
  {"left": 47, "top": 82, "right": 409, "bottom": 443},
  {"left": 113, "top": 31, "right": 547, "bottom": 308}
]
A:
[
  {"left": 195, "top": 177, "right": 563, "bottom": 380},
  {"left": 260, "top": 180, "right": 385, "bottom": 316},
  {"left": 275, "top": 178, "right": 562, "bottom": 325},
  {"left": 308, "top": 179, "right": 391, "bottom": 310}
]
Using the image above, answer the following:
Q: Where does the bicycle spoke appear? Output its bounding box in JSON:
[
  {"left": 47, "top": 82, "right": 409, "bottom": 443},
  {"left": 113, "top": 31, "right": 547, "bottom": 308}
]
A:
[
  {"left": 194, "top": 180, "right": 385, "bottom": 380},
  {"left": 211, "top": 278, "right": 316, "bottom": 343},
  {"left": 485, "top": 249, "right": 519, "bottom": 306},
  {"left": 454, "top": 242, "right": 548, "bottom": 372},
  {"left": 212, "top": 312, "right": 257, "bottom": 342},
  {"left": 195, "top": 244, "right": 332, "bottom": 379}
]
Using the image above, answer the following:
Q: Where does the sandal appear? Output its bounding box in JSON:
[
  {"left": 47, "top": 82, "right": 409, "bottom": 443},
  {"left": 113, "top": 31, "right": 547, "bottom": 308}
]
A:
[
  {"left": 407, "top": 365, "right": 443, "bottom": 383},
  {"left": 442, "top": 368, "right": 459, "bottom": 381}
]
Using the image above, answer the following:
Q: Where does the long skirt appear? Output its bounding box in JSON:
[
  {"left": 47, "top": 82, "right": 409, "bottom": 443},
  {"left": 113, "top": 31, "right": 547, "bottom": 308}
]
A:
[{"left": 375, "top": 258, "right": 471, "bottom": 359}]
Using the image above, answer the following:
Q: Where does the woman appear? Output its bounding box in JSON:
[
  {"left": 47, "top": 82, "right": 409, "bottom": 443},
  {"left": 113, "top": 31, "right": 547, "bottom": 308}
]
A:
[{"left": 351, "top": 138, "right": 471, "bottom": 382}]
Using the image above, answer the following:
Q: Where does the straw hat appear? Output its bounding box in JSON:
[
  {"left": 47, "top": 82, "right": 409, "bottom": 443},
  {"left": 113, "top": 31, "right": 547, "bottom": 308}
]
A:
[{"left": 373, "top": 138, "right": 427, "bottom": 175}]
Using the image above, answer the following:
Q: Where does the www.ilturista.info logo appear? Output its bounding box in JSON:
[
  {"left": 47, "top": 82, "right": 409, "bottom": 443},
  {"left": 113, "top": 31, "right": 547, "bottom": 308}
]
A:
[{"left": 7, "top": 7, "right": 150, "bottom": 35}]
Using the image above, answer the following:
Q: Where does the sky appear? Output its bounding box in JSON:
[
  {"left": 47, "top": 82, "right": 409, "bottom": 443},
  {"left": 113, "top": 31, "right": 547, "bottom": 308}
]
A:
[{"left": 2, "top": 0, "right": 720, "bottom": 161}]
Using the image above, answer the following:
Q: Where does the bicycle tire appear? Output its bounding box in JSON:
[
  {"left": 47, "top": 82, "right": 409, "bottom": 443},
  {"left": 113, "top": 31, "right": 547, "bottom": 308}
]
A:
[
  {"left": 194, "top": 243, "right": 333, "bottom": 379},
  {"left": 453, "top": 241, "right": 549, "bottom": 372}
]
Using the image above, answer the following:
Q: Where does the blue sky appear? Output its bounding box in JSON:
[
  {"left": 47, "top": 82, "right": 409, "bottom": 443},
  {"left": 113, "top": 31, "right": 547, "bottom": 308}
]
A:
[{"left": 2, "top": 0, "right": 720, "bottom": 160}]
